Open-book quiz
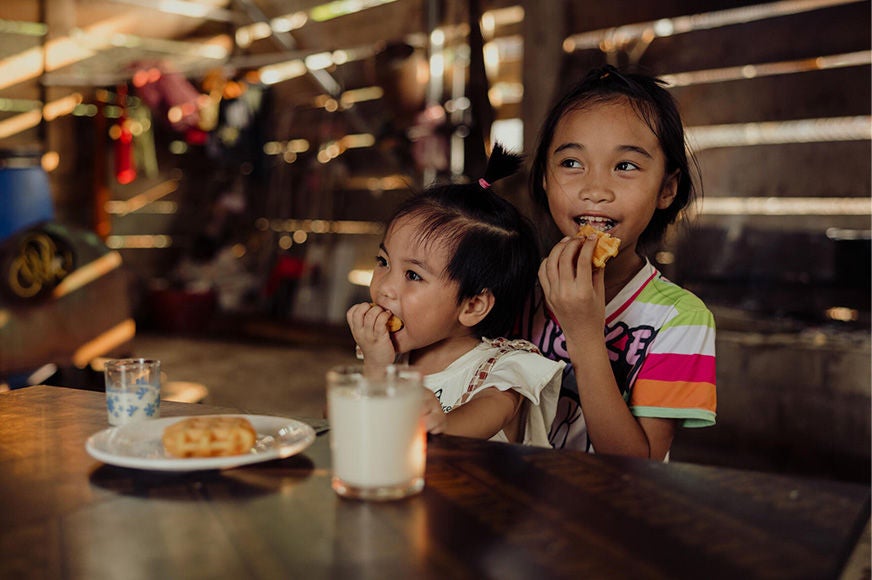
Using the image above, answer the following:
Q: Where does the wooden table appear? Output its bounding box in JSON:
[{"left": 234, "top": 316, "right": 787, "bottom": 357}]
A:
[{"left": 1, "top": 386, "right": 868, "bottom": 579}]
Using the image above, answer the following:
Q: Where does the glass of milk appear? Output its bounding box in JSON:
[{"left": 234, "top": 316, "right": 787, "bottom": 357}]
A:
[
  {"left": 327, "top": 364, "right": 426, "bottom": 500},
  {"left": 103, "top": 359, "right": 161, "bottom": 426}
]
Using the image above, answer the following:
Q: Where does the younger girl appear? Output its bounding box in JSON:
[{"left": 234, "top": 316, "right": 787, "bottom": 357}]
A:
[
  {"left": 521, "top": 66, "right": 717, "bottom": 459},
  {"left": 348, "top": 144, "right": 564, "bottom": 446}
]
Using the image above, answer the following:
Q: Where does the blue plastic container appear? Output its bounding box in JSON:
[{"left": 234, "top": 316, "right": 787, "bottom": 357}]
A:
[{"left": 0, "top": 163, "right": 55, "bottom": 243}]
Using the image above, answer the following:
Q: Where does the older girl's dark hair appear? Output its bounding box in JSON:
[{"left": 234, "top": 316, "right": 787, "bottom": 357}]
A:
[
  {"left": 389, "top": 143, "right": 539, "bottom": 338},
  {"left": 530, "top": 65, "right": 700, "bottom": 252}
]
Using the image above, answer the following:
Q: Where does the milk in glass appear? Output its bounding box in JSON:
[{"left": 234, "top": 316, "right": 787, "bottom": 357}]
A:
[{"left": 327, "top": 366, "right": 425, "bottom": 500}]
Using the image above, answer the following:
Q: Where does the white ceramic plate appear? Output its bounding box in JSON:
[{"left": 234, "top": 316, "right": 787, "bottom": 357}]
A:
[{"left": 85, "top": 414, "right": 316, "bottom": 471}]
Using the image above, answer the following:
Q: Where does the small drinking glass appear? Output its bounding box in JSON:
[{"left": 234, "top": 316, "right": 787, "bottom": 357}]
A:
[{"left": 104, "top": 358, "right": 161, "bottom": 426}]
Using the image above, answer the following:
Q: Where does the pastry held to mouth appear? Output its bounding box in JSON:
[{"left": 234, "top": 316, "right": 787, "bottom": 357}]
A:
[
  {"left": 575, "top": 223, "right": 621, "bottom": 268},
  {"left": 371, "top": 303, "right": 404, "bottom": 332},
  {"left": 386, "top": 314, "right": 404, "bottom": 332}
]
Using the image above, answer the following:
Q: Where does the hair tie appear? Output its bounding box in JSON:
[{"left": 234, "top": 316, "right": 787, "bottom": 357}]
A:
[{"left": 478, "top": 178, "right": 491, "bottom": 189}]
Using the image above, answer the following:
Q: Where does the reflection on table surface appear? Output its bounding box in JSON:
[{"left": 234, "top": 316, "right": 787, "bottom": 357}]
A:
[{"left": 1, "top": 385, "right": 869, "bottom": 579}]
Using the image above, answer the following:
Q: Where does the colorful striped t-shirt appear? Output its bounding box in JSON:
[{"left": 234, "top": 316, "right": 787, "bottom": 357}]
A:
[{"left": 519, "top": 259, "right": 717, "bottom": 452}]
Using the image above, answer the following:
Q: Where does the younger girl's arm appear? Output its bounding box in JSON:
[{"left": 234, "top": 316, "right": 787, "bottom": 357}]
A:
[
  {"left": 539, "top": 236, "right": 675, "bottom": 459},
  {"left": 423, "top": 387, "right": 521, "bottom": 440}
]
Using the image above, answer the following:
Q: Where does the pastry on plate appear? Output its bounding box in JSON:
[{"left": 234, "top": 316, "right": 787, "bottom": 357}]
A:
[{"left": 162, "top": 416, "right": 257, "bottom": 458}]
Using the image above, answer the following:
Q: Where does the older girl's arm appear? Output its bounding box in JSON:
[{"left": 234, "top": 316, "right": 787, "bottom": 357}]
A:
[{"left": 541, "top": 236, "right": 673, "bottom": 458}]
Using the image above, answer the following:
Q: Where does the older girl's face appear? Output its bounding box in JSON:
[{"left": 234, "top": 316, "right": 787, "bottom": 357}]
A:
[
  {"left": 369, "top": 215, "right": 471, "bottom": 353},
  {"left": 544, "top": 98, "right": 677, "bottom": 258}
]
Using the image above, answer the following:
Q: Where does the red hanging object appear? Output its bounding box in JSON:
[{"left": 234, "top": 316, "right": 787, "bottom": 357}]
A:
[{"left": 114, "top": 84, "right": 137, "bottom": 185}]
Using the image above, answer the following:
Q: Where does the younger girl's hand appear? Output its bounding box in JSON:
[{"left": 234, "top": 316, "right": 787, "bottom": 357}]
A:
[
  {"left": 422, "top": 389, "right": 447, "bottom": 435},
  {"left": 346, "top": 302, "right": 397, "bottom": 366},
  {"left": 538, "top": 235, "right": 606, "bottom": 338}
]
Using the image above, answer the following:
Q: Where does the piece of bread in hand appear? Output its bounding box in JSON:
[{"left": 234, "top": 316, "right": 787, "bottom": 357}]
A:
[
  {"left": 162, "top": 416, "right": 257, "bottom": 458},
  {"left": 371, "top": 303, "right": 404, "bottom": 332},
  {"left": 576, "top": 224, "right": 621, "bottom": 268},
  {"left": 386, "top": 314, "right": 404, "bottom": 332}
]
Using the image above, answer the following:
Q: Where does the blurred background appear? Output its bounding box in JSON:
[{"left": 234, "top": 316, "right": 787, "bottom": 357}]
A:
[{"left": 0, "top": 0, "right": 868, "bottom": 483}]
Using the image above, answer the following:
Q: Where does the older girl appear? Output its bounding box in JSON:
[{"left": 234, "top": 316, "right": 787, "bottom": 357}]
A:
[{"left": 522, "top": 66, "right": 717, "bottom": 459}]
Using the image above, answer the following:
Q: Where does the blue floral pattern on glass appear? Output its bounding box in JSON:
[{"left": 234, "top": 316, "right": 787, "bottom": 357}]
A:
[
  {"left": 106, "top": 385, "right": 160, "bottom": 424},
  {"left": 104, "top": 358, "right": 161, "bottom": 425}
]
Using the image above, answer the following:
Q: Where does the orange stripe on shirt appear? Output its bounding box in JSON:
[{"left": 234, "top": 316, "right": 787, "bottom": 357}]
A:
[{"left": 630, "top": 378, "right": 716, "bottom": 412}]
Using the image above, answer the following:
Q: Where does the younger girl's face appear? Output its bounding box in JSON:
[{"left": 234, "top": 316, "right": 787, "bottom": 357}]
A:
[
  {"left": 543, "top": 98, "right": 677, "bottom": 257},
  {"left": 369, "top": 215, "right": 471, "bottom": 352}
]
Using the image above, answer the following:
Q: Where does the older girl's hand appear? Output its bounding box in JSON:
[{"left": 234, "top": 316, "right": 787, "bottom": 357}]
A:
[
  {"left": 346, "top": 302, "right": 397, "bottom": 366},
  {"left": 538, "top": 235, "right": 606, "bottom": 341}
]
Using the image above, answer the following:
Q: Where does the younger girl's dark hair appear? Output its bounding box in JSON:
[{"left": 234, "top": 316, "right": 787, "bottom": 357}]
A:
[
  {"left": 388, "top": 143, "right": 539, "bottom": 338},
  {"left": 530, "top": 65, "right": 700, "bottom": 252}
]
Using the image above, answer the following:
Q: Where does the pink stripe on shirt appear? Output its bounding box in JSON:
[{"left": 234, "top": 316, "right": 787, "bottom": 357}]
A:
[{"left": 636, "top": 352, "right": 716, "bottom": 383}]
